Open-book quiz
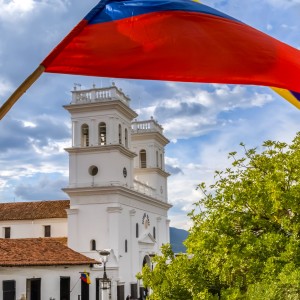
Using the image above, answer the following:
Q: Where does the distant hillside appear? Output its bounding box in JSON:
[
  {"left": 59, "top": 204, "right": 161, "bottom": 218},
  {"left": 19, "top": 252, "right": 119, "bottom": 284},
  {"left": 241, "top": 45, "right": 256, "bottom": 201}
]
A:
[{"left": 170, "top": 227, "right": 189, "bottom": 253}]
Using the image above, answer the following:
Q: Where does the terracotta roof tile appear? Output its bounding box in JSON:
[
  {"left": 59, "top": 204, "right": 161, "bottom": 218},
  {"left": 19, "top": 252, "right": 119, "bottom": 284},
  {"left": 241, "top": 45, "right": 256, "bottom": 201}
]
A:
[
  {"left": 0, "top": 200, "right": 70, "bottom": 220},
  {"left": 0, "top": 238, "right": 99, "bottom": 266}
]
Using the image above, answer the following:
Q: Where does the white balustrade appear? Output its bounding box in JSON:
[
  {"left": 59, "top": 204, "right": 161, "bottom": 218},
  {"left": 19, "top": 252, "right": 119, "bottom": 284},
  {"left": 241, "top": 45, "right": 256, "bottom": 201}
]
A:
[
  {"left": 131, "top": 118, "right": 163, "bottom": 134},
  {"left": 71, "top": 86, "right": 130, "bottom": 106}
]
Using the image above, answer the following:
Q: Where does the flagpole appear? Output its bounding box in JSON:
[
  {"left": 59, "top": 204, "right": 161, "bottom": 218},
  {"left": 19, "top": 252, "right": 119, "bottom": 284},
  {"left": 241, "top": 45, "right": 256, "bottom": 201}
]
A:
[{"left": 0, "top": 64, "right": 45, "bottom": 120}]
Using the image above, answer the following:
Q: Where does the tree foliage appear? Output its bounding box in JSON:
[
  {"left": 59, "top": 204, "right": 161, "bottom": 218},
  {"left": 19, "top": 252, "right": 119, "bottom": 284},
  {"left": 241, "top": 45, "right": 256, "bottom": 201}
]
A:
[{"left": 139, "top": 133, "right": 300, "bottom": 299}]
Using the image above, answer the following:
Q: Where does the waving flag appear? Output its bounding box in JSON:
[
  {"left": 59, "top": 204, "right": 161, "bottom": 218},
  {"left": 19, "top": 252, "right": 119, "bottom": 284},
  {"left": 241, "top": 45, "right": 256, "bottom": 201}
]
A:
[
  {"left": 1, "top": 0, "right": 300, "bottom": 119},
  {"left": 81, "top": 272, "right": 91, "bottom": 284}
]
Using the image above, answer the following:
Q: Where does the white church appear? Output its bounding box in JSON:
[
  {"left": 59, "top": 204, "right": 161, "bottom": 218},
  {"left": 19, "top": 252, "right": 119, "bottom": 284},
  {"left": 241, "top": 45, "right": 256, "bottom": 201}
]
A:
[{"left": 0, "top": 84, "right": 172, "bottom": 300}]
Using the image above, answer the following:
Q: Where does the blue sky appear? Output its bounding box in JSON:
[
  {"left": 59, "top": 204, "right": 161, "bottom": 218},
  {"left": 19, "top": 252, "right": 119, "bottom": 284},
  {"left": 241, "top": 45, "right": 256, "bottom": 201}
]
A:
[{"left": 0, "top": 0, "right": 299, "bottom": 229}]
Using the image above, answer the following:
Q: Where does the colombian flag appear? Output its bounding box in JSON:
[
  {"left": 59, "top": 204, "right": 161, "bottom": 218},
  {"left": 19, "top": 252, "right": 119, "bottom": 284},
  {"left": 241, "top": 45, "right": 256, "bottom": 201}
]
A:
[
  {"left": 41, "top": 0, "right": 300, "bottom": 108},
  {"left": 81, "top": 272, "right": 91, "bottom": 284}
]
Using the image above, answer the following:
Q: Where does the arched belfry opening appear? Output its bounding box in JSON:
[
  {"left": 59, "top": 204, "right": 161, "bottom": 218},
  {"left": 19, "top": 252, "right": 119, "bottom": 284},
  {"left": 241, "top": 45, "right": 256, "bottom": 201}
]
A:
[
  {"left": 98, "top": 122, "right": 106, "bottom": 145},
  {"left": 81, "top": 124, "right": 89, "bottom": 147},
  {"left": 140, "top": 149, "right": 147, "bottom": 168}
]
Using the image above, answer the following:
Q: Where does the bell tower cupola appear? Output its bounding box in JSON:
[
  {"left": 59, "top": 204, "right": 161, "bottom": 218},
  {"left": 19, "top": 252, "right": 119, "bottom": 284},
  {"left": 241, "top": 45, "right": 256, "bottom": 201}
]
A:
[{"left": 131, "top": 117, "right": 170, "bottom": 202}]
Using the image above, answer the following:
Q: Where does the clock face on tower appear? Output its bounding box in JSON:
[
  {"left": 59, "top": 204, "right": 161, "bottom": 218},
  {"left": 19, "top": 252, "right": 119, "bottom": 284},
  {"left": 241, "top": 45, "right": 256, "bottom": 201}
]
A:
[{"left": 123, "top": 167, "right": 127, "bottom": 178}]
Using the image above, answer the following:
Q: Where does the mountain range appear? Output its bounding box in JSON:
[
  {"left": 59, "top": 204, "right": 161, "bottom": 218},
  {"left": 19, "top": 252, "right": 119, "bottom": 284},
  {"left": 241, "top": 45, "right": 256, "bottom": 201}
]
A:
[{"left": 170, "top": 227, "right": 189, "bottom": 253}]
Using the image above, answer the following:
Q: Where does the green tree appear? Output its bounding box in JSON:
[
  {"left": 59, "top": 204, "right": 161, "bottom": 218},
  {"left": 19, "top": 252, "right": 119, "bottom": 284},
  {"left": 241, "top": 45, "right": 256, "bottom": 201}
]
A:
[{"left": 139, "top": 133, "right": 300, "bottom": 299}]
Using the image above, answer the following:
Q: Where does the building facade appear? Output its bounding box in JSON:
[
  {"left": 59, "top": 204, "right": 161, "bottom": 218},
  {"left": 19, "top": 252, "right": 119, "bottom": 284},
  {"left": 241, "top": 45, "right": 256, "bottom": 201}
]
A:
[{"left": 0, "top": 84, "right": 171, "bottom": 300}]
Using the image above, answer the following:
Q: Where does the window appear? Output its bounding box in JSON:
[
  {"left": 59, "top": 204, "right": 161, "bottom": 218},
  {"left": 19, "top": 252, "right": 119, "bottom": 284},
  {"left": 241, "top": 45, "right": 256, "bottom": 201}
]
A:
[
  {"left": 118, "top": 124, "right": 122, "bottom": 144},
  {"left": 98, "top": 122, "right": 106, "bottom": 145},
  {"left": 117, "top": 285, "right": 125, "bottom": 300},
  {"left": 3, "top": 280, "right": 15, "bottom": 300},
  {"left": 60, "top": 277, "right": 70, "bottom": 300},
  {"left": 131, "top": 283, "right": 138, "bottom": 299},
  {"left": 26, "top": 278, "right": 41, "bottom": 300},
  {"left": 81, "top": 124, "right": 89, "bottom": 147},
  {"left": 153, "top": 227, "right": 156, "bottom": 240},
  {"left": 4, "top": 227, "right": 10, "bottom": 239},
  {"left": 81, "top": 277, "right": 89, "bottom": 300},
  {"left": 160, "top": 153, "right": 163, "bottom": 169},
  {"left": 44, "top": 225, "right": 51, "bottom": 237},
  {"left": 136, "top": 223, "right": 139, "bottom": 238},
  {"left": 125, "top": 239, "right": 128, "bottom": 253},
  {"left": 140, "top": 149, "right": 147, "bottom": 168},
  {"left": 90, "top": 239, "right": 96, "bottom": 251},
  {"left": 125, "top": 128, "right": 128, "bottom": 148},
  {"left": 156, "top": 151, "right": 159, "bottom": 167}
]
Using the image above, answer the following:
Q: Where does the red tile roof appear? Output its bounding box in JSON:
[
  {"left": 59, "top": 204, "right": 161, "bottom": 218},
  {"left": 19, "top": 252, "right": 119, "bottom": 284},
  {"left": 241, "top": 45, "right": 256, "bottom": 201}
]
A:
[
  {"left": 0, "top": 200, "right": 70, "bottom": 220},
  {"left": 0, "top": 238, "right": 99, "bottom": 266}
]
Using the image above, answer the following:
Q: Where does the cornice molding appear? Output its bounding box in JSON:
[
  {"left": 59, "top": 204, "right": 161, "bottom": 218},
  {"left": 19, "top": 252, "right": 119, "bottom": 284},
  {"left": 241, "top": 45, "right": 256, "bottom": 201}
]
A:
[
  {"left": 134, "top": 168, "right": 170, "bottom": 177},
  {"left": 131, "top": 131, "right": 169, "bottom": 146},
  {"left": 62, "top": 186, "right": 172, "bottom": 210},
  {"left": 65, "top": 144, "right": 137, "bottom": 158},
  {"left": 64, "top": 100, "right": 138, "bottom": 120},
  {"left": 107, "top": 206, "right": 123, "bottom": 214}
]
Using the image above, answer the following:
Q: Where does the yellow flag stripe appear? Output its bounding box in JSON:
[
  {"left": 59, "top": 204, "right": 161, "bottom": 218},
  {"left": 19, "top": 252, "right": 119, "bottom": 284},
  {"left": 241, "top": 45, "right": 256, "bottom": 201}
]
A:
[{"left": 271, "top": 87, "right": 300, "bottom": 109}]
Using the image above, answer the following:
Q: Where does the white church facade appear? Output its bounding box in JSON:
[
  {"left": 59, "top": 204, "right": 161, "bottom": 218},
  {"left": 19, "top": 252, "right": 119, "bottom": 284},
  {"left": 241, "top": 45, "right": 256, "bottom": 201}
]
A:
[{"left": 0, "top": 84, "right": 172, "bottom": 300}]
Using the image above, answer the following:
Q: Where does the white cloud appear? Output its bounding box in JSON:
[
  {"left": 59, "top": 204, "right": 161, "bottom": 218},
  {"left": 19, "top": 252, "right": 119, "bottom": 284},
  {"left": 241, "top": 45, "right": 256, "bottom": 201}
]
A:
[
  {"left": 0, "top": 0, "right": 71, "bottom": 22},
  {"left": 0, "top": 0, "right": 35, "bottom": 18},
  {"left": 30, "top": 138, "right": 70, "bottom": 156},
  {"left": 151, "top": 85, "right": 273, "bottom": 141},
  {"left": 22, "top": 121, "right": 37, "bottom": 128}
]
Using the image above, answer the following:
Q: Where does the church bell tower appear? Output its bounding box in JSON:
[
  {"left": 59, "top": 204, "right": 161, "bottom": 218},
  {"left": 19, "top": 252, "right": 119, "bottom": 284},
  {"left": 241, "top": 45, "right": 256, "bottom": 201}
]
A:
[{"left": 63, "top": 83, "right": 171, "bottom": 299}]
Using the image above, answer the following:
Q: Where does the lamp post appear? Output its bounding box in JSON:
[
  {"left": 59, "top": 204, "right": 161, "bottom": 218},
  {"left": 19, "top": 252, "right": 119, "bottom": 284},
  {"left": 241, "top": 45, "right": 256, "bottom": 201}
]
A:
[{"left": 97, "top": 250, "right": 111, "bottom": 300}]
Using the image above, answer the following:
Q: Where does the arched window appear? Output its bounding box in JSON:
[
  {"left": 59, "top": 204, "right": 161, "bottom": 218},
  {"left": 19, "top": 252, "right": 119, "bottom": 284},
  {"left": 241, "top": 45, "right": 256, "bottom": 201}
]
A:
[
  {"left": 125, "top": 128, "right": 128, "bottom": 148},
  {"left": 119, "top": 124, "right": 122, "bottom": 144},
  {"left": 160, "top": 153, "right": 163, "bottom": 169},
  {"left": 143, "top": 255, "right": 150, "bottom": 268},
  {"left": 81, "top": 124, "right": 89, "bottom": 147},
  {"left": 136, "top": 223, "right": 139, "bottom": 238},
  {"left": 156, "top": 151, "right": 159, "bottom": 168},
  {"left": 90, "top": 239, "right": 96, "bottom": 251},
  {"left": 125, "top": 239, "right": 128, "bottom": 253},
  {"left": 98, "top": 122, "right": 106, "bottom": 145},
  {"left": 153, "top": 227, "right": 156, "bottom": 240},
  {"left": 140, "top": 149, "right": 147, "bottom": 168}
]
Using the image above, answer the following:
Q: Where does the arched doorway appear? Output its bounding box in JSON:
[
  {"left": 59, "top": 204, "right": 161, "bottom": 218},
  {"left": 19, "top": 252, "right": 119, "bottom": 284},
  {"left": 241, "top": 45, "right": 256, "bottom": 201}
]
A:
[{"left": 140, "top": 256, "right": 150, "bottom": 300}]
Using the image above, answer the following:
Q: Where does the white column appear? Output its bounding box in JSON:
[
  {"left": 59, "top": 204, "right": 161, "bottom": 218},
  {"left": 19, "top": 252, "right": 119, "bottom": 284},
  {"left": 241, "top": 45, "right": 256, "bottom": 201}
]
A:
[
  {"left": 130, "top": 209, "right": 136, "bottom": 281},
  {"left": 66, "top": 208, "right": 79, "bottom": 250},
  {"left": 156, "top": 217, "right": 161, "bottom": 251},
  {"left": 107, "top": 206, "right": 123, "bottom": 259},
  {"left": 91, "top": 118, "right": 96, "bottom": 146},
  {"left": 166, "top": 219, "right": 170, "bottom": 244},
  {"left": 108, "top": 117, "right": 117, "bottom": 145},
  {"left": 148, "top": 145, "right": 154, "bottom": 168},
  {"left": 73, "top": 121, "right": 80, "bottom": 147}
]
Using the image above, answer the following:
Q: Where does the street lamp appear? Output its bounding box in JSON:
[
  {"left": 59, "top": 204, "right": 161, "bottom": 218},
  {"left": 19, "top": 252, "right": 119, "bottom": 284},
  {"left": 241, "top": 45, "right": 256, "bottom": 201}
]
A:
[{"left": 97, "top": 250, "right": 111, "bottom": 300}]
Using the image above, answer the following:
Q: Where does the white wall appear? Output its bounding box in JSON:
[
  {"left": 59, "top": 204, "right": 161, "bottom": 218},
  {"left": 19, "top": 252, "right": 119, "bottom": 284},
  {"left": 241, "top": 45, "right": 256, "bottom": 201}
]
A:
[
  {"left": 0, "top": 218, "right": 67, "bottom": 239},
  {"left": 0, "top": 265, "right": 93, "bottom": 300}
]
